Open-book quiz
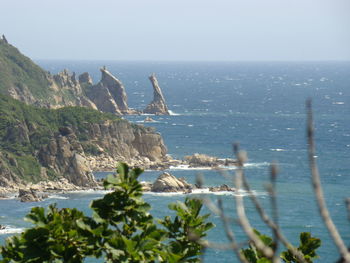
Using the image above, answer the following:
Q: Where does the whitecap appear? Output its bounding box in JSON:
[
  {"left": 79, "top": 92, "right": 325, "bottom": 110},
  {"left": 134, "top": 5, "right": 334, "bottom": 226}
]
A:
[
  {"left": 47, "top": 195, "right": 69, "bottom": 200},
  {"left": 168, "top": 110, "right": 180, "bottom": 116},
  {"left": 144, "top": 188, "right": 267, "bottom": 197},
  {"left": 0, "top": 226, "right": 25, "bottom": 235},
  {"left": 187, "top": 124, "right": 194, "bottom": 127},
  {"left": 270, "top": 148, "right": 287, "bottom": 152},
  {"left": 333, "top": 102, "right": 345, "bottom": 105}
]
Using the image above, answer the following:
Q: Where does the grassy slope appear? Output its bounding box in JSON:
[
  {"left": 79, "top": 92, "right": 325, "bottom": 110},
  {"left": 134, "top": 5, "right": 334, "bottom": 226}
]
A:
[{"left": 0, "top": 38, "right": 51, "bottom": 99}]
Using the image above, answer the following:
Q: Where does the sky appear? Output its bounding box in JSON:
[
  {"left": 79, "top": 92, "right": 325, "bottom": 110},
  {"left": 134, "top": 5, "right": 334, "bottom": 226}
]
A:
[{"left": 0, "top": 0, "right": 350, "bottom": 61}]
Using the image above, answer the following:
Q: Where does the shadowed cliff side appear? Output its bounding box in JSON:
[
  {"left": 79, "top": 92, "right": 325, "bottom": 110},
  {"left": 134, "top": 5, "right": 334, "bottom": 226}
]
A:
[{"left": 143, "top": 73, "right": 170, "bottom": 115}]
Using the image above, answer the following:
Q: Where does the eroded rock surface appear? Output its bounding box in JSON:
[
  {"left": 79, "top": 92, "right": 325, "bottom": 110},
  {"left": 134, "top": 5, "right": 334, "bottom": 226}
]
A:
[
  {"left": 143, "top": 74, "right": 170, "bottom": 115},
  {"left": 18, "top": 188, "right": 43, "bottom": 202},
  {"left": 151, "top": 172, "right": 192, "bottom": 192}
]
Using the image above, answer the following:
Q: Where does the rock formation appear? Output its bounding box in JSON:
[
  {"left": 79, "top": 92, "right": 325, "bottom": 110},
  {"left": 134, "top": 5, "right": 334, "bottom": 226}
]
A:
[
  {"left": 209, "top": 184, "right": 235, "bottom": 192},
  {"left": 85, "top": 67, "right": 140, "bottom": 115},
  {"left": 18, "top": 188, "right": 43, "bottom": 202},
  {"left": 151, "top": 172, "right": 192, "bottom": 192},
  {"left": 143, "top": 74, "right": 170, "bottom": 115},
  {"left": 0, "top": 95, "right": 169, "bottom": 194},
  {"left": 184, "top": 153, "right": 237, "bottom": 168},
  {"left": 78, "top": 72, "right": 93, "bottom": 86},
  {"left": 2, "top": 34, "right": 8, "bottom": 44}
]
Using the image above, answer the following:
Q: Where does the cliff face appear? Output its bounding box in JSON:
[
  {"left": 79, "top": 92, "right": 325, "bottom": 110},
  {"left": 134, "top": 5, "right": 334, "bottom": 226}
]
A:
[
  {"left": 143, "top": 74, "right": 170, "bottom": 115},
  {"left": 84, "top": 68, "right": 137, "bottom": 115},
  {"left": 0, "top": 95, "right": 168, "bottom": 192}
]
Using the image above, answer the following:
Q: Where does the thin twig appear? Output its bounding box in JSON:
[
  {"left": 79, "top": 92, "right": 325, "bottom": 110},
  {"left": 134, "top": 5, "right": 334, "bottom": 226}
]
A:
[
  {"left": 306, "top": 99, "right": 350, "bottom": 262},
  {"left": 234, "top": 149, "right": 274, "bottom": 259},
  {"left": 241, "top": 174, "right": 307, "bottom": 263},
  {"left": 218, "top": 198, "right": 250, "bottom": 263},
  {"left": 269, "top": 162, "right": 279, "bottom": 263}
]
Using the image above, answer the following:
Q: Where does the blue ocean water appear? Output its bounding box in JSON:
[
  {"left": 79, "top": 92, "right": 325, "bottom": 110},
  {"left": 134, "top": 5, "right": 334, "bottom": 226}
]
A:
[{"left": 1, "top": 61, "right": 350, "bottom": 262}]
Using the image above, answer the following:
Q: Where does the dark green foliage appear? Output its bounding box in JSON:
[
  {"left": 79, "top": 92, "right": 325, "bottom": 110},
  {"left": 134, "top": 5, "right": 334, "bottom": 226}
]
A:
[
  {"left": 0, "top": 163, "right": 214, "bottom": 262},
  {"left": 241, "top": 229, "right": 321, "bottom": 263},
  {"left": 281, "top": 232, "right": 321, "bottom": 263},
  {"left": 160, "top": 199, "right": 214, "bottom": 262},
  {"left": 241, "top": 229, "right": 276, "bottom": 263}
]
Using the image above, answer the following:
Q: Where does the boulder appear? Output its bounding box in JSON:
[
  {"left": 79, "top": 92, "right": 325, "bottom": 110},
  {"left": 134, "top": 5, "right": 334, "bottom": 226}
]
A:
[
  {"left": 18, "top": 188, "right": 42, "bottom": 202},
  {"left": 151, "top": 172, "right": 192, "bottom": 192},
  {"left": 143, "top": 74, "right": 170, "bottom": 115}
]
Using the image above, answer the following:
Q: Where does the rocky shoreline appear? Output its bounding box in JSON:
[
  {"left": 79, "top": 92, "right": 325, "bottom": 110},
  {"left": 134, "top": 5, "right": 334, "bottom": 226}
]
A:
[
  {"left": 87, "top": 153, "right": 237, "bottom": 171},
  {"left": 0, "top": 153, "right": 237, "bottom": 202}
]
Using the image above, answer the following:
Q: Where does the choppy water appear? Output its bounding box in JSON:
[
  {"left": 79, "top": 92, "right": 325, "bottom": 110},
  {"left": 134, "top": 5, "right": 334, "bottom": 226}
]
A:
[{"left": 1, "top": 61, "right": 350, "bottom": 262}]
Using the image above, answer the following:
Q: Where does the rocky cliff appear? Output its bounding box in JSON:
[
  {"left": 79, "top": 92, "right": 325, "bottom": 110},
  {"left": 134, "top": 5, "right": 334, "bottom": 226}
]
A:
[
  {"left": 0, "top": 94, "right": 168, "bottom": 193},
  {"left": 143, "top": 74, "right": 170, "bottom": 115},
  {"left": 0, "top": 37, "right": 170, "bottom": 115},
  {"left": 84, "top": 67, "right": 139, "bottom": 115}
]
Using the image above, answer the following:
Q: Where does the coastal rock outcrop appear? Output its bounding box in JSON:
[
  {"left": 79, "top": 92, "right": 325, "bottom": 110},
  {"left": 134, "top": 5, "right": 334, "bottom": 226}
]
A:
[
  {"left": 209, "top": 184, "right": 235, "bottom": 192},
  {"left": 184, "top": 153, "right": 237, "bottom": 168},
  {"left": 85, "top": 67, "right": 139, "bottom": 115},
  {"left": 143, "top": 74, "right": 170, "bottom": 115},
  {"left": 0, "top": 94, "right": 169, "bottom": 194},
  {"left": 151, "top": 172, "right": 192, "bottom": 192},
  {"left": 18, "top": 188, "right": 43, "bottom": 202}
]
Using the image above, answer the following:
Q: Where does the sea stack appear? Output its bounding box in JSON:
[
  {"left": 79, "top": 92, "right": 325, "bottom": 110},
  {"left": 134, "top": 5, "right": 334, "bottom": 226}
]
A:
[
  {"left": 99, "top": 67, "right": 130, "bottom": 113},
  {"left": 143, "top": 73, "right": 170, "bottom": 115}
]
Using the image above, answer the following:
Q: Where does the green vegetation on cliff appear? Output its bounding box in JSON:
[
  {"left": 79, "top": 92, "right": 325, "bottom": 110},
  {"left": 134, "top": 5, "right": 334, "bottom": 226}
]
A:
[
  {"left": 0, "top": 93, "right": 120, "bottom": 183},
  {"left": 0, "top": 38, "right": 50, "bottom": 99}
]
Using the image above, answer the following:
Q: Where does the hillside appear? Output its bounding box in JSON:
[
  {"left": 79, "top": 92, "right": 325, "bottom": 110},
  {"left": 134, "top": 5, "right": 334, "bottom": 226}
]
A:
[{"left": 0, "top": 94, "right": 168, "bottom": 192}]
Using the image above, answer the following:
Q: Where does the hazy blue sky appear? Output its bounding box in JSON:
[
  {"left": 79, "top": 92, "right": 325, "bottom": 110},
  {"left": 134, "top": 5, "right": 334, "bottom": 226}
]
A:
[{"left": 1, "top": 0, "right": 349, "bottom": 61}]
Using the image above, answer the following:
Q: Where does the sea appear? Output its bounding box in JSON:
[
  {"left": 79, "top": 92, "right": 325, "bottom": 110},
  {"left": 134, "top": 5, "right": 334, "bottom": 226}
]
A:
[{"left": 1, "top": 61, "right": 349, "bottom": 262}]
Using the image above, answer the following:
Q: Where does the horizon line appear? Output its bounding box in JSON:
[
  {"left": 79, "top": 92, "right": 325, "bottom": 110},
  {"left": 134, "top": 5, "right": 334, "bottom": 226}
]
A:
[{"left": 34, "top": 58, "right": 350, "bottom": 63}]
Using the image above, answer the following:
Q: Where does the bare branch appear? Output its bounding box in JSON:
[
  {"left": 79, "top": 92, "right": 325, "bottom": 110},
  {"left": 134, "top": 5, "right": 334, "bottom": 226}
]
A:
[
  {"left": 218, "top": 198, "right": 250, "bottom": 263},
  {"left": 306, "top": 99, "right": 350, "bottom": 262},
  {"left": 269, "top": 162, "right": 279, "bottom": 263},
  {"left": 234, "top": 150, "right": 274, "bottom": 259}
]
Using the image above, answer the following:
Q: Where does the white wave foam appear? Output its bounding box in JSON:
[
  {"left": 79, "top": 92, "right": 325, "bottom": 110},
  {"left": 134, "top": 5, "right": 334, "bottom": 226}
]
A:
[
  {"left": 168, "top": 110, "right": 180, "bottom": 116},
  {"left": 169, "top": 162, "right": 268, "bottom": 171},
  {"left": 0, "top": 226, "right": 24, "bottom": 235},
  {"left": 144, "top": 188, "right": 267, "bottom": 197},
  {"left": 333, "top": 102, "right": 345, "bottom": 105},
  {"left": 270, "top": 148, "right": 287, "bottom": 152},
  {"left": 47, "top": 195, "right": 69, "bottom": 200},
  {"left": 136, "top": 120, "right": 160, "bottom": 123},
  {"left": 244, "top": 162, "right": 270, "bottom": 168}
]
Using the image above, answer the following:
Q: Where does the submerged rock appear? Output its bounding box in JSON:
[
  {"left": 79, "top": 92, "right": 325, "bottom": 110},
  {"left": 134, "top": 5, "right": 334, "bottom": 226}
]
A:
[
  {"left": 144, "top": 116, "right": 156, "bottom": 122},
  {"left": 143, "top": 74, "right": 170, "bottom": 115}
]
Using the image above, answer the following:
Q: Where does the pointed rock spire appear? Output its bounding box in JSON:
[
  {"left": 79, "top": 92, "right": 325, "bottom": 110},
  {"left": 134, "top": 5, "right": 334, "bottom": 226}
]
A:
[
  {"left": 143, "top": 73, "right": 170, "bottom": 115},
  {"left": 99, "top": 67, "right": 129, "bottom": 113},
  {"left": 2, "top": 34, "right": 8, "bottom": 44}
]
